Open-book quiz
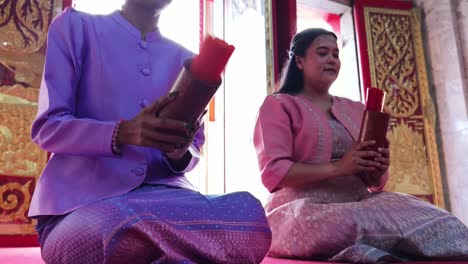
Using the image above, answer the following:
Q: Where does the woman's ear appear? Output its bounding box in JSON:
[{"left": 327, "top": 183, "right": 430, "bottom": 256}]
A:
[{"left": 295, "top": 56, "right": 304, "bottom": 70}]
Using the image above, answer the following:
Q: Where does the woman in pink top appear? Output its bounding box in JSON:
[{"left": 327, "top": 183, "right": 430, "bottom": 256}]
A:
[{"left": 254, "top": 28, "right": 468, "bottom": 263}]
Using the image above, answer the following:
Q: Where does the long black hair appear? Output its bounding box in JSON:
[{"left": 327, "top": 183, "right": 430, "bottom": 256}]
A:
[{"left": 276, "top": 28, "right": 337, "bottom": 95}]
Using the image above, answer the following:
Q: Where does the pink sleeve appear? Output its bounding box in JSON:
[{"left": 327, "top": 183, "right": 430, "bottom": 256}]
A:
[{"left": 253, "top": 96, "right": 295, "bottom": 193}]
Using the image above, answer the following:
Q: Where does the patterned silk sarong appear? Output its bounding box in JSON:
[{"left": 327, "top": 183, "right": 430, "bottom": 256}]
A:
[
  {"left": 37, "top": 185, "right": 272, "bottom": 264},
  {"left": 266, "top": 119, "right": 468, "bottom": 263}
]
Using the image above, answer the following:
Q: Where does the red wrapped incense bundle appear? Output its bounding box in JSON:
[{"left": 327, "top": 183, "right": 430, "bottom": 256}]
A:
[
  {"left": 191, "top": 37, "right": 235, "bottom": 84},
  {"left": 158, "top": 36, "right": 235, "bottom": 123},
  {"left": 365, "top": 87, "right": 385, "bottom": 112},
  {"left": 357, "top": 87, "right": 390, "bottom": 152}
]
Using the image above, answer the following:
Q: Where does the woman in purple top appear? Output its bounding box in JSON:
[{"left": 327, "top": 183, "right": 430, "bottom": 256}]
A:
[{"left": 30, "top": 0, "right": 271, "bottom": 263}]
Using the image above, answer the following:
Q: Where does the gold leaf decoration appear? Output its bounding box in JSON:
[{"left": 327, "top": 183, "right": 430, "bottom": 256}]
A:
[
  {"left": 386, "top": 122, "right": 433, "bottom": 195},
  {"left": 0, "top": 181, "right": 32, "bottom": 223},
  {"left": 368, "top": 12, "right": 419, "bottom": 117}
]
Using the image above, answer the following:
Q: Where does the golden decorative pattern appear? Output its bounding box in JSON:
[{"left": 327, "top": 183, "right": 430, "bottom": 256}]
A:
[
  {"left": 366, "top": 10, "right": 418, "bottom": 118},
  {"left": 0, "top": 103, "right": 47, "bottom": 177},
  {"left": 0, "top": 0, "right": 59, "bottom": 103},
  {"left": 0, "top": 181, "right": 32, "bottom": 223},
  {"left": 411, "top": 9, "right": 444, "bottom": 208},
  {"left": 0, "top": 0, "right": 54, "bottom": 54},
  {"left": 386, "top": 122, "right": 433, "bottom": 195},
  {"left": 0, "top": 0, "right": 62, "bottom": 236},
  {"left": 364, "top": 7, "right": 444, "bottom": 208}
]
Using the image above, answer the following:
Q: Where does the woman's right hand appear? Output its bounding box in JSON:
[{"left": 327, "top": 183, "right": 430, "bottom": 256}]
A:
[
  {"left": 116, "top": 93, "right": 194, "bottom": 153},
  {"left": 334, "top": 140, "right": 382, "bottom": 176}
]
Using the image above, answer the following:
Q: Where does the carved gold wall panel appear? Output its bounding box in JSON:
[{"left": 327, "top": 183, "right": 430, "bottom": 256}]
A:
[
  {"left": 0, "top": 181, "right": 32, "bottom": 223},
  {"left": 0, "top": 0, "right": 62, "bottom": 235},
  {"left": 364, "top": 7, "right": 444, "bottom": 207},
  {"left": 0, "top": 0, "right": 51, "bottom": 54}
]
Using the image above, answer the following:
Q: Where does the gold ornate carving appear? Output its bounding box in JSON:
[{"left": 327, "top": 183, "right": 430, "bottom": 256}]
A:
[
  {"left": 0, "top": 0, "right": 56, "bottom": 103},
  {"left": 0, "top": 0, "right": 61, "bottom": 178},
  {"left": 0, "top": 0, "right": 63, "bottom": 102},
  {"left": 386, "top": 122, "right": 433, "bottom": 195},
  {"left": 411, "top": 8, "right": 444, "bottom": 208},
  {"left": 0, "top": 0, "right": 62, "bottom": 237},
  {"left": 0, "top": 0, "right": 54, "bottom": 54},
  {"left": 0, "top": 181, "right": 32, "bottom": 223},
  {"left": 366, "top": 10, "right": 418, "bottom": 118},
  {"left": 0, "top": 103, "right": 47, "bottom": 177},
  {"left": 364, "top": 8, "right": 445, "bottom": 208}
]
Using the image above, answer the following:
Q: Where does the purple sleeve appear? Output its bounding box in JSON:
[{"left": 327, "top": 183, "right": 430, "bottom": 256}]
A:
[{"left": 31, "top": 8, "right": 117, "bottom": 156}]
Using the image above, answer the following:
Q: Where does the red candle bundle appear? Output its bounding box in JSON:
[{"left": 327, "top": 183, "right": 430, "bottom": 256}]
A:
[
  {"left": 358, "top": 86, "right": 390, "bottom": 152},
  {"left": 191, "top": 36, "right": 235, "bottom": 84},
  {"left": 358, "top": 86, "right": 391, "bottom": 183},
  {"left": 157, "top": 35, "right": 235, "bottom": 123},
  {"left": 365, "top": 87, "right": 386, "bottom": 112}
]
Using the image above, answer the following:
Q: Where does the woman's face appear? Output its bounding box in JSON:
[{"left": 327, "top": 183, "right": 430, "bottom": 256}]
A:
[
  {"left": 126, "top": 0, "right": 172, "bottom": 10},
  {"left": 295, "top": 35, "right": 340, "bottom": 89}
]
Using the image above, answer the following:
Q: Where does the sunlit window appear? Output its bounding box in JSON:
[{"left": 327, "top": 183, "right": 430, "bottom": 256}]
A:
[
  {"left": 297, "top": 5, "right": 361, "bottom": 102},
  {"left": 222, "top": 0, "right": 269, "bottom": 203},
  {"left": 74, "top": 0, "right": 199, "bottom": 53}
]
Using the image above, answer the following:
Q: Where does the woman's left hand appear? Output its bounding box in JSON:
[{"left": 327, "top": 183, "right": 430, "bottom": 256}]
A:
[
  {"left": 360, "top": 140, "right": 390, "bottom": 188},
  {"left": 374, "top": 139, "right": 390, "bottom": 172}
]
